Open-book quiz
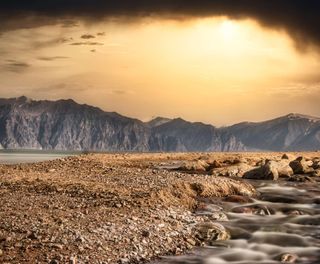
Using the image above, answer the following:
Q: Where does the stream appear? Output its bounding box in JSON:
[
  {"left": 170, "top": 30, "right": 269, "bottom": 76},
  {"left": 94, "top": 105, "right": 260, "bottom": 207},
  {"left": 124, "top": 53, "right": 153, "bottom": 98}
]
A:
[{"left": 156, "top": 180, "right": 320, "bottom": 264}]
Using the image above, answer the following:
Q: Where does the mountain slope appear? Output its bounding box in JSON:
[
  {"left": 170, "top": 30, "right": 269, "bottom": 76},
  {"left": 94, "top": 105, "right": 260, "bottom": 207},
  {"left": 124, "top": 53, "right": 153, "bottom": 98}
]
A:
[
  {"left": 0, "top": 97, "right": 244, "bottom": 151},
  {"left": 0, "top": 96, "right": 151, "bottom": 151},
  {"left": 227, "top": 113, "right": 320, "bottom": 151},
  {"left": 0, "top": 97, "right": 319, "bottom": 151},
  {"left": 149, "top": 118, "right": 245, "bottom": 152}
]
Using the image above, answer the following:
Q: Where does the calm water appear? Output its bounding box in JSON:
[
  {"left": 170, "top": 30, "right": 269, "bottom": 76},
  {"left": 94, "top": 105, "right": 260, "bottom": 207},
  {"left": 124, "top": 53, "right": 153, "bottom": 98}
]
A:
[{"left": 0, "top": 150, "right": 76, "bottom": 164}]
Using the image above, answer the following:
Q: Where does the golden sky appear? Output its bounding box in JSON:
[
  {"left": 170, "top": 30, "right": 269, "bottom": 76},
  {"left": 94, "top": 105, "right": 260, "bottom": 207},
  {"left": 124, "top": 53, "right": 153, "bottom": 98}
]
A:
[{"left": 0, "top": 17, "right": 320, "bottom": 125}]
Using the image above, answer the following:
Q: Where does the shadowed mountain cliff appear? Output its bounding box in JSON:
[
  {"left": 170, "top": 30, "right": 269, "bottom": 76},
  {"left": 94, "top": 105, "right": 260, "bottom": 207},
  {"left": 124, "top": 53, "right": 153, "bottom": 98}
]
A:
[
  {"left": 0, "top": 97, "right": 244, "bottom": 151},
  {"left": 0, "top": 97, "right": 319, "bottom": 151}
]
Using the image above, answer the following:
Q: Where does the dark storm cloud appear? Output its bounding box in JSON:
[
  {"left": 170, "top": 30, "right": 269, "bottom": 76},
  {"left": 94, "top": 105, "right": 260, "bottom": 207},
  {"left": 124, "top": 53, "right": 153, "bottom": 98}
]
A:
[{"left": 1, "top": 1, "right": 320, "bottom": 49}]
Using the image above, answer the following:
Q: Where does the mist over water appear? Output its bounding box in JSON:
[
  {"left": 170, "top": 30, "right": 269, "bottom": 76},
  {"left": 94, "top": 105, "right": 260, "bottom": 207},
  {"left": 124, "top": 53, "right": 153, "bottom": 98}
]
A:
[{"left": 155, "top": 181, "right": 320, "bottom": 264}]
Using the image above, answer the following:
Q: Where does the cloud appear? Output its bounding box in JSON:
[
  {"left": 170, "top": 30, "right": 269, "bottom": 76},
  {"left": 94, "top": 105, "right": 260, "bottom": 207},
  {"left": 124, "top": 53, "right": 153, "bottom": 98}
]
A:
[
  {"left": 0, "top": 1, "right": 320, "bottom": 50},
  {"left": 31, "top": 37, "right": 74, "bottom": 49},
  {"left": 97, "top": 32, "right": 106, "bottom": 36},
  {"left": 81, "top": 34, "right": 95, "bottom": 39},
  {"left": 2, "top": 60, "right": 31, "bottom": 73},
  {"left": 37, "top": 56, "right": 69, "bottom": 61},
  {"left": 70, "top": 42, "right": 104, "bottom": 46},
  {"left": 32, "top": 83, "right": 88, "bottom": 94}
]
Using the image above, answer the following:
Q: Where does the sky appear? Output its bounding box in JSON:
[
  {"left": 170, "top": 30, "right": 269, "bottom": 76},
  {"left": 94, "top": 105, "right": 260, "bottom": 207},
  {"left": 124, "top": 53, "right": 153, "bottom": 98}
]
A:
[{"left": 0, "top": 1, "right": 320, "bottom": 126}]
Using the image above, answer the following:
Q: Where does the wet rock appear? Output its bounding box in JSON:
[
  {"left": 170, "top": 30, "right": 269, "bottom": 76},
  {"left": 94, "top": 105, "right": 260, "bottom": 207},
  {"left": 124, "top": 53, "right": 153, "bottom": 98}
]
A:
[
  {"left": 227, "top": 226, "right": 252, "bottom": 240},
  {"left": 209, "top": 212, "right": 228, "bottom": 221},
  {"left": 277, "top": 253, "right": 299, "bottom": 263},
  {"left": 231, "top": 204, "right": 275, "bottom": 215},
  {"left": 282, "top": 209, "right": 306, "bottom": 216},
  {"left": 312, "top": 169, "right": 320, "bottom": 177},
  {"left": 193, "top": 222, "right": 230, "bottom": 245},
  {"left": 289, "top": 157, "right": 314, "bottom": 174},
  {"left": 287, "top": 175, "right": 316, "bottom": 183},
  {"left": 260, "top": 194, "right": 299, "bottom": 204},
  {"left": 223, "top": 195, "right": 254, "bottom": 204}
]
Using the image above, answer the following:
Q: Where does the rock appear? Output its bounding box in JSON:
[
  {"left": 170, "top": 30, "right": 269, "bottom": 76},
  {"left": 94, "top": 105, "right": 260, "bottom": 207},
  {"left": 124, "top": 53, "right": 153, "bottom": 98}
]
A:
[
  {"left": 69, "top": 256, "right": 77, "bottom": 264},
  {"left": 231, "top": 204, "right": 275, "bottom": 215},
  {"left": 177, "top": 160, "right": 210, "bottom": 173},
  {"left": 209, "top": 212, "right": 228, "bottom": 221},
  {"left": 287, "top": 175, "right": 316, "bottom": 183},
  {"left": 185, "top": 238, "right": 196, "bottom": 246},
  {"left": 206, "top": 159, "right": 222, "bottom": 169},
  {"left": 211, "top": 163, "right": 253, "bottom": 177},
  {"left": 312, "top": 159, "right": 320, "bottom": 169},
  {"left": 277, "top": 253, "right": 299, "bottom": 263},
  {"left": 223, "top": 195, "right": 254, "bottom": 203},
  {"left": 243, "top": 160, "right": 279, "bottom": 180},
  {"left": 141, "top": 230, "right": 150, "bottom": 237},
  {"left": 276, "top": 160, "right": 294, "bottom": 178},
  {"left": 193, "top": 222, "right": 230, "bottom": 245},
  {"left": 27, "top": 231, "right": 38, "bottom": 240},
  {"left": 227, "top": 226, "right": 252, "bottom": 240},
  {"left": 312, "top": 169, "right": 320, "bottom": 177},
  {"left": 281, "top": 154, "right": 289, "bottom": 159},
  {"left": 289, "top": 157, "right": 314, "bottom": 174}
]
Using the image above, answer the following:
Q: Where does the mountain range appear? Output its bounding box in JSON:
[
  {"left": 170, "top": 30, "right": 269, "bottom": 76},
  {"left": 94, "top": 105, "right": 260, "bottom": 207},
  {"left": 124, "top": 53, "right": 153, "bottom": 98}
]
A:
[{"left": 0, "top": 96, "right": 319, "bottom": 151}]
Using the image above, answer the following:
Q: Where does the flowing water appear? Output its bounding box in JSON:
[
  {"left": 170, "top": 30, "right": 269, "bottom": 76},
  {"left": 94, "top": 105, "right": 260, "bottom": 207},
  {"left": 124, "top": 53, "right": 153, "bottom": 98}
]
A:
[{"left": 157, "top": 180, "right": 320, "bottom": 264}]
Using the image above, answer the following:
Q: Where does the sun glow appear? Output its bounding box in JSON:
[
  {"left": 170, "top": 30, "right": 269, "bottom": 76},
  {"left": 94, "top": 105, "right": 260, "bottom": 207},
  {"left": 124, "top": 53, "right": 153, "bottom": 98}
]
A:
[{"left": 219, "top": 20, "right": 238, "bottom": 40}]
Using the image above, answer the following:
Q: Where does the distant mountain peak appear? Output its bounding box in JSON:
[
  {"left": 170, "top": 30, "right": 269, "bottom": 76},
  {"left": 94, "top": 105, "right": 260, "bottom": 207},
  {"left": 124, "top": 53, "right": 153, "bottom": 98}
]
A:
[
  {"left": 147, "top": 116, "right": 172, "bottom": 127},
  {"left": 286, "top": 113, "right": 320, "bottom": 121}
]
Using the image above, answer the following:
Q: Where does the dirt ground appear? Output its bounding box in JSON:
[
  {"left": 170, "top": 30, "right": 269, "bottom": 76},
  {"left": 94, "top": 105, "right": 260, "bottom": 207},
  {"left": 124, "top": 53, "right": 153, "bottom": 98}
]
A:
[{"left": 0, "top": 152, "right": 318, "bottom": 264}]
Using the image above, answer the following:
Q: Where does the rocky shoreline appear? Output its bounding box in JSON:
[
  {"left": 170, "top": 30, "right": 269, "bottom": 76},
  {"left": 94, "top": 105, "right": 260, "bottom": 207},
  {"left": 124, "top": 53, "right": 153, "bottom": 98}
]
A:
[{"left": 0, "top": 152, "right": 319, "bottom": 263}]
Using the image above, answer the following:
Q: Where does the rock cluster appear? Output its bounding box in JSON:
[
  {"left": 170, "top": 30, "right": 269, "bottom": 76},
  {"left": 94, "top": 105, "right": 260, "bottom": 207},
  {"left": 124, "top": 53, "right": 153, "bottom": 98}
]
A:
[{"left": 172, "top": 153, "right": 320, "bottom": 182}]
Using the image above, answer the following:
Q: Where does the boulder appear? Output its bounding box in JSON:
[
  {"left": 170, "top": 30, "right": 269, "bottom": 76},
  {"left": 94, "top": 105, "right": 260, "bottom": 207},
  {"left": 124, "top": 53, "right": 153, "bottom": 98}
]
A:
[
  {"left": 277, "top": 160, "right": 294, "bottom": 178},
  {"left": 312, "top": 159, "right": 320, "bottom": 169},
  {"left": 193, "top": 222, "right": 230, "bottom": 245},
  {"left": 243, "top": 160, "right": 279, "bottom": 180},
  {"left": 289, "top": 157, "right": 314, "bottom": 174}
]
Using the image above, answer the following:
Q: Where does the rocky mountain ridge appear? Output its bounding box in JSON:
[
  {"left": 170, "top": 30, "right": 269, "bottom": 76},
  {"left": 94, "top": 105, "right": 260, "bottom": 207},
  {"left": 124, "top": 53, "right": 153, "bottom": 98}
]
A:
[{"left": 0, "top": 96, "right": 319, "bottom": 151}]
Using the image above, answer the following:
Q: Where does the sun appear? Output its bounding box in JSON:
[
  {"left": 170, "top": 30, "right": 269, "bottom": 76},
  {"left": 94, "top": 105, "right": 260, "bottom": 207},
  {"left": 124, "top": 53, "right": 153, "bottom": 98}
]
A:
[{"left": 219, "top": 20, "right": 238, "bottom": 40}]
